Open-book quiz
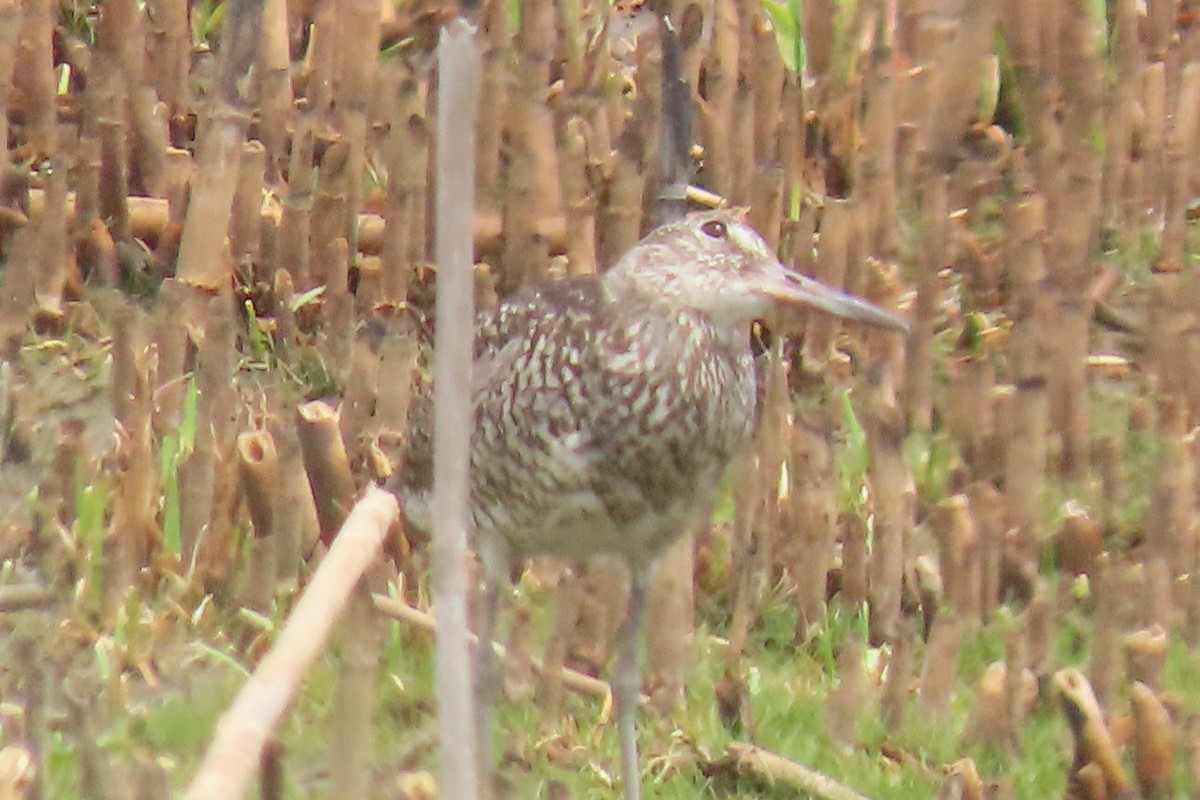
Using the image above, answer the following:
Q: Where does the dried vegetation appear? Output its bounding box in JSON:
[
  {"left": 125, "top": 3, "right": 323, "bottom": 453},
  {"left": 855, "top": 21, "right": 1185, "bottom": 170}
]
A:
[{"left": 0, "top": 0, "right": 1199, "bottom": 798}]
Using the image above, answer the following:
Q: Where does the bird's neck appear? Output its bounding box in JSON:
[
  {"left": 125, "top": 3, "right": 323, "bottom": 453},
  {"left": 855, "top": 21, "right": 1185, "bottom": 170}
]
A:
[{"left": 599, "top": 278, "right": 752, "bottom": 358}]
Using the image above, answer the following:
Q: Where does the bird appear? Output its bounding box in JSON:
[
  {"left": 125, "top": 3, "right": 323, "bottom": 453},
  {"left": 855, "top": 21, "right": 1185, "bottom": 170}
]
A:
[{"left": 398, "top": 208, "right": 907, "bottom": 800}]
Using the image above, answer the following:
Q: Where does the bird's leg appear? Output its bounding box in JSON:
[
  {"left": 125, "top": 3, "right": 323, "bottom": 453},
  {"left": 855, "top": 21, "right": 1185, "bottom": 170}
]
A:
[
  {"left": 475, "top": 540, "right": 508, "bottom": 800},
  {"left": 614, "top": 567, "right": 650, "bottom": 800}
]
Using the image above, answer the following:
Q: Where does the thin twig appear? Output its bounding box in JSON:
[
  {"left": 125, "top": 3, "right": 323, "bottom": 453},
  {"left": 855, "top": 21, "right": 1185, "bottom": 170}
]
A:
[
  {"left": 372, "top": 594, "right": 613, "bottom": 701},
  {"left": 431, "top": 19, "right": 482, "bottom": 800},
  {"left": 719, "top": 742, "right": 874, "bottom": 800},
  {"left": 182, "top": 486, "right": 398, "bottom": 800}
]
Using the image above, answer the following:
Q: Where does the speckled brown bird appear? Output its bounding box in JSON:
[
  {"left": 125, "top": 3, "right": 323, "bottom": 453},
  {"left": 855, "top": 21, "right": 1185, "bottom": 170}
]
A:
[{"left": 400, "top": 208, "right": 906, "bottom": 800}]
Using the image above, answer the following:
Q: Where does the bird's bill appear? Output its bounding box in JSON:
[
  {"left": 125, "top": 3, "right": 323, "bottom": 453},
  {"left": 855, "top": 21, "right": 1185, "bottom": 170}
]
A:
[{"left": 760, "top": 265, "right": 908, "bottom": 333}]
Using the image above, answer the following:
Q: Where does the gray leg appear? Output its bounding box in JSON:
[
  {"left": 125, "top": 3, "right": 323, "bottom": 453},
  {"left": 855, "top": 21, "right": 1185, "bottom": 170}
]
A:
[{"left": 614, "top": 567, "right": 649, "bottom": 800}]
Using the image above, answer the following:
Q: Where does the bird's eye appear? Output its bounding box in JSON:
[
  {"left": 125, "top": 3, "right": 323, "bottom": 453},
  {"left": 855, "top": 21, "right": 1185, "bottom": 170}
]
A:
[{"left": 700, "top": 220, "right": 727, "bottom": 239}]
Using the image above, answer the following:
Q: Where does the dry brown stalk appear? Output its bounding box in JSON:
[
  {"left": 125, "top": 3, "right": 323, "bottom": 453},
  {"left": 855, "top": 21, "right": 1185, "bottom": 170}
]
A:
[
  {"left": 942, "top": 357, "right": 996, "bottom": 478},
  {"left": 1055, "top": 668, "right": 1131, "bottom": 798},
  {"left": 129, "top": 82, "right": 170, "bottom": 198},
  {"left": 537, "top": 568, "right": 585, "bottom": 720},
  {"left": 784, "top": 405, "right": 838, "bottom": 632},
  {"left": 149, "top": 280, "right": 190, "bottom": 438},
  {"left": 107, "top": 300, "right": 159, "bottom": 606},
  {"left": 182, "top": 291, "right": 239, "bottom": 582},
  {"left": 37, "top": 419, "right": 86, "bottom": 529},
  {"left": 645, "top": 525, "right": 695, "bottom": 712},
  {"left": 475, "top": 0, "right": 510, "bottom": 200},
  {"left": 1146, "top": 0, "right": 1174, "bottom": 59},
  {"left": 1125, "top": 625, "right": 1168, "bottom": 692},
  {"left": 73, "top": 134, "right": 102, "bottom": 234},
  {"left": 330, "top": 578, "right": 382, "bottom": 800},
  {"left": 748, "top": 6, "right": 783, "bottom": 168},
  {"left": 1146, "top": 397, "right": 1194, "bottom": 577},
  {"left": 1024, "top": 590, "right": 1056, "bottom": 686},
  {"left": 0, "top": 226, "right": 37, "bottom": 337},
  {"left": 373, "top": 326, "right": 419, "bottom": 436},
  {"left": 1093, "top": 435, "right": 1124, "bottom": 538},
  {"left": 931, "top": 495, "right": 981, "bottom": 623},
  {"left": 1185, "top": 714, "right": 1200, "bottom": 789},
  {"left": 77, "top": 218, "right": 120, "bottom": 289},
  {"left": 238, "top": 430, "right": 280, "bottom": 612},
  {"left": 718, "top": 742, "right": 872, "bottom": 800},
  {"left": 14, "top": 0, "right": 56, "bottom": 156},
  {"left": 1074, "top": 762, "right": 1109, "bottom": 800},
  {"left": 270, "top": 265, "right": 299, "bottom": 354},
  {"left": 89, "top": 38, "right": 131, "bottom": 244},
  {"left": 860, "top": 35, "right": 898, "bottom": 257},
  {"left": 921, "top": 0, "right": 999, "bottom": 161},
  {"left": 559, "top": 116, "right": 598, "bottom": 276},
  {"left": 339, "top": 335, "right": 382, "bottom": 473},
  {"left": 144, "top": 0, "right": 188, "bottom": 113},
  {"left": 726, "top": 55, "right": 752, "bottom": 205},
  {"left": 257, "top": 0, "right": 293, "bottom": 183},
  {"left": 1142, "top": 62, "right": 1167, "bottom": 221},
  {"left": 865, "top": 382, "right": 909, "bottom": 644},
  {"left": 964, "top": 660, "right": 1023, "bottom": 751},
  {"left": 840, "top": 514, "right": 868, "bottom": 610},
  {"left": 1088, "top": 555, "right": 1125, "bottom": 709},
  {"left": 778, "top": 74, "right": 803, "bottom": 212},
  {"left": 320, "top": 237, "right": 355, "bottom": 390},
  {"left": 918, "top": 611, "right": 963, "bottom": 717},
  {"left": 1046, "top": 1, "right": 1103, "bottom": 482},
  {"left": 296, "top": 400, "right": 357, "bottom": 547},
  {"left": 573, "top": 557, "right": 628, "bottom": 676},
  {"left": 0, "top": 0, "right": 21, "bottom": 163},
  {"left": 827, "top": 635, "right": 871, "bottom": 747},
  {"left": 183, "top": 486, "right": 398, "bottom": 800},
  {"left": 725, "top": 453, "right": 760, "bottom": 666},
  {"left": 748, "top": 165, "right": 784, "bottom": 252},
  {"left": 1130, "top": 681, "right": 1175, "bottom": 799},
  {"left": 230, "top": 140, "right": 266, "bottom": 273},
  {"left": 26, "top": 188, "right": 575, "bottom": 262},
  {"left": 276, "top": 118, "right": 314, "bottom": 288},
  {"left": 1003, "top": 182, "right": 1049, "bottom": 562},
  {"left": 966, "top": 482, "right": 1003, "bottom": 622},
  {"left": 1056, "top": 503, "right": 1103, "bottom": 578},
  {"left": 500, "top": 0, "right": 558, "bottom": 293},
  {"left": 267, "top": 412, "right": 320, "bottom": 580},
  {"left": 880, "top": 617, "right": 915, "bottom": 730},
  {"left": 597, "top": 130, "right": 646, "bottom": 269},
  {"left": 904, "top": 168, "right": 945, "bottom": 431},
  {"left": 332, "top": 0, "right": 382, "bottom": 253},
  {"left": 304, "top": 0, "right": 336, "bottom": 127},
  {"left": 803, "top": 199, "right": 853, "bottom": 366},
  {"left": 373, "top": 593, "right": 614, "bottom": 701},
  {"left": 940, "top": 758, "right": 985, "bottom": 800},
  {"left": 1160, "top": 64, "right": 1200, "bottom": 271},
  {"left": 1143, "top": 557, "right": 1174, "bottom": 634},
  {"left": 699, "top": 0, "right": 737, "bottom": 198},
  {"left": 378, "top": 62, "right": 428, "bottom": 304},
  {"left": 175, "top": 0, "right": 264, "bottom": 289},
  {"left": 0, "top": 583, "right": 54, "bottom": 612},
  {"left": 1102, "top": 0, "right": 1138, "bottom": 230},
  {"left": 311, "top": 139, "right": 352, "bottom": 288},
  {"left": 31, "top": 154, "right": 69, "bottom": 319},
  {"left": 634, "top": 20, "right": 665, "bottom": 214}
]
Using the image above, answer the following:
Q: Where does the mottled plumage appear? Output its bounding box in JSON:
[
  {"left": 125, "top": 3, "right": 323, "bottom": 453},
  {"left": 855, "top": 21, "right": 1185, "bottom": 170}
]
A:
[
  {"left": 399, "top": 208, "right": 906, "bottom": 800},
  {"left": 470, "top": 277, "right": 755, "bottom": 569}
]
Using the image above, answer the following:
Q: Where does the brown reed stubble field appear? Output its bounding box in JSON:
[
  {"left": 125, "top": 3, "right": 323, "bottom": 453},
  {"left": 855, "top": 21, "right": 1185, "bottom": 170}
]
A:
[{"left": 1, "top": 0, "right": 1199, "bottom": 798}]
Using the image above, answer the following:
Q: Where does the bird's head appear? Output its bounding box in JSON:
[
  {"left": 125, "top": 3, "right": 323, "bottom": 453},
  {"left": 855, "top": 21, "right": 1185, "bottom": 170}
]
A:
[{"left": 603, "top": 209, "right": 907, "bottom": 334}]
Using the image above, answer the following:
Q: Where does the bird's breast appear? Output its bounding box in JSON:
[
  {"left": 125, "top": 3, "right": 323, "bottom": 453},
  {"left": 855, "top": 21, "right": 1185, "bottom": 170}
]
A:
[{"left": 470, "top": 302, "right": 757, "bottom": 566}]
